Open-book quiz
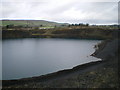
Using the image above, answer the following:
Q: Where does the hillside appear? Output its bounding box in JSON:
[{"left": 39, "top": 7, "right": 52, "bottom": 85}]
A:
[{"left": 1, "top": 20, "right": 69, "bottom": 27}]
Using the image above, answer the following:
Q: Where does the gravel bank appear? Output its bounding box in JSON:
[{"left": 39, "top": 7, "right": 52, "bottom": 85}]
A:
[{"left": 2, "top": 39, "right": 119, "bottom": 88}]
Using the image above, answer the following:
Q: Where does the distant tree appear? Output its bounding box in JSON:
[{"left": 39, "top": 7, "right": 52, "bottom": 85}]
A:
[
  {"left": 6, "top": 24, "right": 14, "bottom": 28},
  {"left": 71, "top": 24, "right": 74, "bottom": 26},
  {"left": 40, "top": 25, "right": 43, "bottom": 27},
  {"left": 79, "top": 23, "right": 84, "bottom": 26},
  {"left": 86, "top": 23, "right": 89, "bottom": 26},
  {"left": 68, "top": 24, "right": 71, "bottom": 27},
  {"left": 75, "top": 24, "right": 78, "bottom": 26}
]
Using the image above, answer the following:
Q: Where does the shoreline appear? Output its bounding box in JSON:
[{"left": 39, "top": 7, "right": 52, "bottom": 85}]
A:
[
  {"left": 3, "top": 60, "right": 105, "bottom": 87},
  {"left": 2, "top": 34, "right": 119, "bottom": 88}
]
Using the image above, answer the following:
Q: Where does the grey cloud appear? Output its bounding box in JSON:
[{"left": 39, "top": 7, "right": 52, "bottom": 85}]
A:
[{"left": 1, "top": 1, "right": 118, "bottom": 24}]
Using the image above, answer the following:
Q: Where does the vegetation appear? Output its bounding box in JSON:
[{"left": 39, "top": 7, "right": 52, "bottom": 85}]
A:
[
  {"left": 2, "top": 26, "right": 116, "bottom": 39},
  {"left": 2, "top": 20, "right": 119, "bottom": 88},
  {"left": 2, "top": 20, "right": 118, "bottom": 39},
  {"left": 1, "top": 20, "right": 69, "bottom": 27},
  {"left": 68, "top": 23, "right": 89, "bottom": 27}
]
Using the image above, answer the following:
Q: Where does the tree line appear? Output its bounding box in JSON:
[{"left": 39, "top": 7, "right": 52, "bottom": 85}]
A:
[{"left": 68, "top": 23, "right": 89, "bottom": 27}]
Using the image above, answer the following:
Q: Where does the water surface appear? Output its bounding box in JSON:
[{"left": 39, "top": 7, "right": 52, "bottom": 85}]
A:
[{"left": 2, "top": 38, "right": 101, "bottom": 80}]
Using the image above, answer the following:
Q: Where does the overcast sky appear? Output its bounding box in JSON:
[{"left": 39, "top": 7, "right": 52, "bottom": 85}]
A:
[{"left": 1, "top": 0, "right": 119, "bottom": 25}]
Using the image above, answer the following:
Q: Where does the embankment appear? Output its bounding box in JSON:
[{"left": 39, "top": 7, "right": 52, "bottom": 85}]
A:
[{"left": 2, "top": 28, "right": 118, "bottom": 39}]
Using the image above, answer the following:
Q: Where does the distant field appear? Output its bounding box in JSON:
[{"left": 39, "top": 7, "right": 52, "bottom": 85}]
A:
[{"left": 1, "top": 20, "right": 69, "bottom": 27}]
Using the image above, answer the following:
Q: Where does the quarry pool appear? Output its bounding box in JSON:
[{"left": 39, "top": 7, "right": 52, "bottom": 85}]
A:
[{"left": 2, "top": 38, "right": 101, "bottom": 80}]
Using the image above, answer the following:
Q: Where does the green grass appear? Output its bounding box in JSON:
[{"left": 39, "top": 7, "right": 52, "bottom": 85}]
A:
[
  {"left": 1, "top": 20, "right": 69, "bottom": 27},
  {"left": 2, "top": 20, "right": 28, "bottom": 26}
]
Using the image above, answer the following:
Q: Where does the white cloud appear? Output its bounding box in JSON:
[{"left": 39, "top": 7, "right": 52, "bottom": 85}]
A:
[
  {"left": 1, "top": 0, "right": 120, "bottom": 2},
  {"left": 1, "top": 0, "right": 118, "bottom": 24}
]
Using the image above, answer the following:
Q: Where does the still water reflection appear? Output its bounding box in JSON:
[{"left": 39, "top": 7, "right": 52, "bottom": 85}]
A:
[{"left": 3, "top": 38, "right": 101, "bottom": 80}]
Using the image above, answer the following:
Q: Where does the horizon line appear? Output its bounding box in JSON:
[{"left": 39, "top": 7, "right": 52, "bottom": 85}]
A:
[{"left": 0, "top": 19, "right": 118, "bottom": 25}]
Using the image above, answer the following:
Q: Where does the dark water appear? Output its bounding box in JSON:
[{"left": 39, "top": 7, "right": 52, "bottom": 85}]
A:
[{"left": 2, "top": 38, "right": 101, "bottom": 80}]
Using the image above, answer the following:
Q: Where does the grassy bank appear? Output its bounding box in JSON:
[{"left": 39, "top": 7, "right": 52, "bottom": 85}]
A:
[{"left": 2, "top": 27, "right": 118, "bottom": 39}]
